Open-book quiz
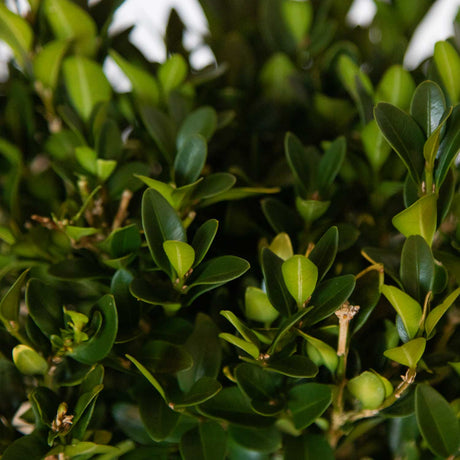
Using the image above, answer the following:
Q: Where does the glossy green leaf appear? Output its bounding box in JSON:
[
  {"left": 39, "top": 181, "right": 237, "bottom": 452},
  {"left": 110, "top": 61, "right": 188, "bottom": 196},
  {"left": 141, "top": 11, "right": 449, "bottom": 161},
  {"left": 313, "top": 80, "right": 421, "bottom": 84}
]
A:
[
  {"left": 2, "top": 431, "right": 49, "bottom": 460},
  {"left": 435, "top": 105, "right": 460, "bottom": 187},
  {"left": 434, "top": 41, "right": 460, "bottom": 104},
  {"left": 298, "top": 331, "right": 338, "bottom": 374},
  {"left": 306, "top": 275, "right": 356, "bottom": 326},
  {"left": 200, "top": 186, "right": 280, "bottom": 208},
  {"left": 46, "top": 442, "right": 120, "bottom": 458},
  {"left": 229, "top": 425, "right": 282, "bottom": 454},
  {"left": 34, "top": 40, "right": 68, "bottom": 90},
  {"left": 0, "top": 268, "right": 29, "bottom": 322},
  {"left": 191, "top": 219, "right": 218, "bottom": 267},
  {"left": 192, "top": 173, "right": 236, "bottom": 200},
  {"left": 362, "top": 120, "right": 391, "bottom": 172},
  {"left": 410, "top": 80, "right": 447, "bottom": 137},
  {"left": 423, "top": 106, "right": 451, "bottom": 167},
  {"left": 65, "top": 225, "right": 100, "bottom": 241},
  {"left": 235, "top": 363, "right": 284, "bottom": 416},
  {"left": 400, "top": 235, "right": 434, "bottom": 303},
  {"left": 139, "top": 340, "right": 193, "bottom": 374},
  {"left": 0, "top": 4, "right": 33, "bottom": 70},
  {"left": 268, "top": 232, "right": 294, "bottom": 261},
  {"left": 138, "top": 387, "right": 179, "bottom": 441},
  {"left": 180, "top": 422, "right": 227, "bottom": 460},
  {"left": 75, "top": 146, "right": 97, "bottom": 173},
  {"left": 244, "top": 287, "right": 279, "bottom": 324},
  {"left": 188, "top": 256, "right": 249, "bottom": 287},
  {"left": 374, "top": 102, "right": 425, "bottom": 184},
  {"left": 138, "top": 104, "right": 176, "bottom": 163},
  {"left": 282, "top": 255, "right": 318, "bottom": 307},
  {"left": 62, "top": 56, "right": 111, "bottom": 122},
  {"left": 177, "top": 107, "right": 217, "bottom": 150},
  {"left": 26, "top": 279, "right": 63, "bottom": 337},
  {"left": 384, "top": 337, "right": 426, "bottom": 368},
  {"left": 296, "top": 198, "right": 330, "bottom": 223},
  {"left": 198, "top": 386, "right": 272, "bottom": 427},
  {"left": 142, "top": 188, "right": 186, "bottom": 275},
  {"left": 317, "top": 137, "right": 346, "bottom": 192},
  {"left": 285, "top": 132, "right": 311, "bottom": 190},
  {"left": 267, "top": 354, "right": 318, "bottom": 378},
  {"left": 284, "top": 433, "right": 334, "bottom": 460},
  {"left": 43, "top": 0, "right": 97, "bottom": 56},
  {"left": 174, "top": 134, "right": 207, "bottom": 186},
  {"left": 287, "top": 383, "right": 332, "bottom": 429},
  {"left": 12, "top": 345, "right": 48, "bottom": 376},
  {"left": 125, "top": 354, "right": 167, "bottom": 402},
  {"left": 172, "top": 377, "right": 222, "bottom": 409},
  {"left": 261, "top": 248, "right": 295, "bottom": 317},
  {"left": 262, "top": 197, "right": 303, "bottom": 234},
  {"left": 219, "top": 333, "right": 259, "bottom": 359},
  {"left": 376, "top": 65, "right": 415, "bottom": 110},
  {"left": 392, "top": 193, "right": 437, "bottom": 244},
  {"left": 135, "top": 174, "right": 174, "bottom": 205},
  {"left": 415, "top": 384, "right": 460, "bottom": 458},
  {"left": 158, "top": 54, "right": 188, "bottom": 94},
  {"left": 347, "top": 371, "right": 386, "bottom": 409},
  {"left": 309, "top": 226, "right": 338, "bottom": 281},
  {"left": 425, "top": 287, "right": 460, "bottom": 336},
  {"left": 382, "top": 285, "right": 422, "bottom": 339},
  {"left": 69, "top": 294, "right": 118, "bottom": 364},
  {"left": 220, "top": 310, "right": 260, "bottom": 346},
  {"left": 178, "top": 313, "right": 222, "bottom": 392},
  {"left": 110, "top": 50, "right": 159, "bottom": 105},
  {"left": 163, "top": 240, "right": 195, "bottom": 279},
  {"left": 104, "top": 224, "right": 141, "bottom": 258}
]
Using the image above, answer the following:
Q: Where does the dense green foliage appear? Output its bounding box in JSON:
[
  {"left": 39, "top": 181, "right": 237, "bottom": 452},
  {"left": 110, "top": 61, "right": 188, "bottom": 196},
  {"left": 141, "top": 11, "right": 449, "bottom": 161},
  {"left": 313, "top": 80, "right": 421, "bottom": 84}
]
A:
[{"left": 1, "top": 0, "right": 460, "bottom": 458}]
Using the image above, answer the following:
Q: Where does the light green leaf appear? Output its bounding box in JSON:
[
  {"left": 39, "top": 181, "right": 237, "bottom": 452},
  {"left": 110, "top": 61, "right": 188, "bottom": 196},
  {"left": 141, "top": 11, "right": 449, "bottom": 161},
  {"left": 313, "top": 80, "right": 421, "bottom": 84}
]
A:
[
  {"left": 347, "top": 371, "right": 386, "bottom": 409},
  {"left": 244, "top": 287, "right": 279, "bottom": 324},
  {"left": 362, "top": 120, "right": 391, "bottom": 172},
  {"left": 384, "top": 337, "right": 426, "bottom": 368},
  {"left": 34, "top": 40, "right": 69, "bottom": 90},
  {"left": 282, "top": 255, "right": 318, "bottom": 307},
  {"left": 392, "top": 194, "right": 437, "bottom": 245},
  {"left": 434, "top": 41, "right": 460, "bottom": 104},
  {"left": 177, "top": 107, "right": 217, "bottom": 150},
  {"left": 0, "top": 268, "right": 29, "bottom": 322},
  {"left": 163, "top": 240, "right": 195, "bottom": 279},
  {"left": 425, "top": 287, "right": 460, "bottom": 336},
  {"left": 298, "top": 331, "right": 338, "bottom": 373},
  {"left": 219, "top": 333, "right": 259, "bottom": 360},
  {"left": 158, "top": 54, "right": 188, "bottom": 95},
  {"left": 375, "top": 65, "right": 415, "bottom": 110},
  {"left": 296, "top": 198, "right": 330, "bottom": 223},
  {"left": 281, "top": 0, "right": 313, "bottom": 44},
  {"left": 12, "top": 345, "right": 48, "bottom": 376},
  {"left": 381, "top": 285, "right": 422, "bottom": 339},
  {"left": 269, "top": 232, "right": 294, "bottom": 261},
  {"left": 62, "top": 56, "right": 112, "bottom": 122},
  {"left": 96, "top": 159, "right": 117, "bottom": 182},
  {"left": 109, "top": 50, "right": 159, "bottom": 105},
  {"left": 75, "top": 146, "right": 97, "bottom": 173}
]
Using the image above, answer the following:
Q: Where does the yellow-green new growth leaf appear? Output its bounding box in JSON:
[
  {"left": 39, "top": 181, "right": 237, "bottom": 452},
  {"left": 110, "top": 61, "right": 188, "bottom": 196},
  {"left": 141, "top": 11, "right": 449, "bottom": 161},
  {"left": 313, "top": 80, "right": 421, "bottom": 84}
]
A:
[
  {"left": 384, "top": 337, "right": 426, "bottom": 369},
  {"left": 158, "top": 54, "right": 188, "bottom": 95},
  {"left": 382, "top": 285, "right": 422, "bottom": 339},
  {"left": 269, "top": 233, "right": 293, "bottom": 261},
  {"left": 244, "top": 287, "right": 279, "bottom": 324},
  {"left": 110, "top": 50, "right": 159, "bottom": 105},
  {"left": 282, "top": 255, "right": 318, "bottom": 307},
  {"left": 0, "top": 4, "right": 33, "bottom": 70},
  {"left": 34, "top": 40, "right": 69, "bottom": 91},
  {"left": 163, "top": 241, "right": 195, "bottom": 279},
  {"left": 298, "top": 330, "right": 338, "bottom": 374},
  {"left": 392, "top": 194, "right": 437, "bottom": 245},
  {"left": 219, "top": 333, "right": 260, "bottom": 360},
  {"left": 43, "top": 0, "right": 97, "bottom": 57},
  {"left": 12, "top": 345, "right": 48, "bottom": 376},
  {"left": 434, "top": 41, "right": 460, "bottom": 104},
  {"left": 347, "top": 371, "right": 386, "bottom": 409},
  {"left": 425, "top": 287, "right": 460, "bottom": 337}
]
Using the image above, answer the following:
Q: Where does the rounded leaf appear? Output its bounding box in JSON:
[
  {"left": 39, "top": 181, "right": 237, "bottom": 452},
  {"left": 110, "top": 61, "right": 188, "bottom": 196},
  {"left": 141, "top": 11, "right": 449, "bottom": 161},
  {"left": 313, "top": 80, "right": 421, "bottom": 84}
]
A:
[
  {"left": 384, "top": 337, "right": 426, "bottom": 369},
  {"left": 163, "top": 240, "right": 195, "bottom": 279},
  {"left": 12, "top": 345, "right": 48, "bottom": 376},
  {"left": 347, "top": 371, "right": 386, "bottom": 409},
  {"left": 282, "top": 255, "right": 318, "bottom": 307},
  {"left": 244, "top": 287, "right": 279, "bottom": 324}
]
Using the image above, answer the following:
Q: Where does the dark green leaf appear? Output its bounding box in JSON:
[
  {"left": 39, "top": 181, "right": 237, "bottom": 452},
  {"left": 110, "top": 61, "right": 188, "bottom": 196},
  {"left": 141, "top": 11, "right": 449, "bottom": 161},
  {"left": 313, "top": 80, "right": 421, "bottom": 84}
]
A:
[
  {"left": 435, "top": 105, "right": 460, "bottom": 187},
  {"left": 287, "top": 383, "right": 332, "bottom": 429},
  {"left": 284, "top": 433, "right": 335, "bottom": 460},
  {"left": 0, "top": 268, "right": 29, "bottom": 322},
  {"left": 309, "top": 227, "right": 338, "bottom": 281},
  {"left": 69, "top": 294, "right": 118, "bottom": 365},
  {"left": 374, "top": 102, "right": 425, "bottom": 184},
  {"left": 188, "top": 256, "right": 249, "bottom": 287},
  {"left": 266, "top": 354, "right": 318, "bottom": 378},
  {"left": 191, "top": 219, "right": 218, "bottom": 267},
  {"left": 180, "top": 422, "right": 227, "bottom": 460},
  {"left": 177, "top": 106, "right": 217, "bottom": 150},
  {"left": 415, "top": 384, "right": 460, "bottom": 458},
  {"left": 306, "top": 275, "right": 356, "bottom": 325},
  {"left": 26, "top": 279, "right": 63, "bottom": 337},
  {"left": 296, "top": 198, "right": 330, "bottom": 224},
  {"left": 2, "top": 430, "right": 49, "bottom": 460},
  {"left": 177, "top": 313, "right": 222, "bottom": 392},
  {"left": 104, "top": 224, "right": 141, "bottom": 258},
  {"left": 285, "top": 132, "right": 311, "bottom": 191},
  {"left": 192, "top": 173, "right": 236, "bottom": 200},
  {"left": 138, "top": 104, "right": 176, "bottom": 164},
  {"left": 262, "top": 198, "right": 303, "bottom": 234},
  {"left": 400, "top": 235, "right": 434, "bottom": 303},
  {"left": 139, "top": 340, "right": 193, "bottom": 374},
  {"left": 138, "top": 387, "right": 180, "bottom": 442},
  {"left": 261, "top": 248, "right": 296, "bottom": 317},
  {"left": 228, "top": 425, "right": 281, "bottom": 454},
  {"left": 142, "top": 188, "right": 186, "bottom": 275},
  {"left": 172, "top": 377, "right": 222, "bottom": 409},
  {"left": 317, "top": 137, "right": 346, "bottom": 192},
  {"left": 174, "top": 134, "right": 207, "bottom": 187},
  {"left": 410, "top": 80, "right": 446, "bottom": 137}
]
